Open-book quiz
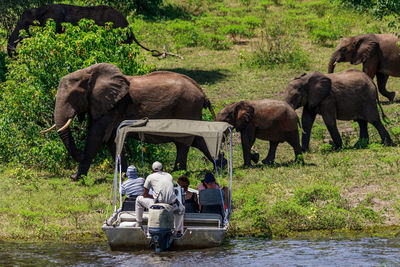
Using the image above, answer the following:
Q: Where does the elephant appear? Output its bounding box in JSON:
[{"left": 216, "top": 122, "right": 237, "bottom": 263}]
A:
[
  {"left": 285, "top": 69, "right": 392, "bottom": 151},
  {"left": 41, "top": 63, "right": 220, "bottom": 180},
  {"left": 216, "top": 99, "right": 303, "bottom": 166},
  {"left": 328, "top": 33, "right": 400, "bottom": 102},
  {"left": 7, "top": 4, "right": 159, "bottom": 57}
]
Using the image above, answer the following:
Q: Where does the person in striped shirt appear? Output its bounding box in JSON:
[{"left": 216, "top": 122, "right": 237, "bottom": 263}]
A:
[{"left": 121, "top": 165, "right": 144, "bottom": 198}]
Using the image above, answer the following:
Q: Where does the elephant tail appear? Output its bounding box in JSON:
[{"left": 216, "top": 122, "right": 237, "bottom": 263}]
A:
[
  {"left": 204, "top": 97, "right": 217, "bottom": 121},
  {"left": 127, "top": 28, "right": 183, "bottom": 59},
  {"left": 375, "top": 84, "right": 390, "bottom": 124}
]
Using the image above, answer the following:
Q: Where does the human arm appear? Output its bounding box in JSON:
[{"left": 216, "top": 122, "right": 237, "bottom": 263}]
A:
[{"left": 142, "top": 187, "right": 153, "bottom": 199}]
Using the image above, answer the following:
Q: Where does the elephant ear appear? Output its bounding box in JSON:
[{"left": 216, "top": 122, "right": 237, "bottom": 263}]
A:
[
  {"left": 234, "top": 101, "right": 254, "bottom": 131},
  {"left": 352, "top": 35, "right": 378, "bottom": 65},
  {"left": 87, "top": 63, "right": 130, "bottom": 120},
  {"left": 306, "top": 72, "right": 332, "bottom": 109}
]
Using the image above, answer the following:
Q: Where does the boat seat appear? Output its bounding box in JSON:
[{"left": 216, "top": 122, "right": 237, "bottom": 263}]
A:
[
  {"left": 199, "top": 189, "right": 225, "bottom": 224},
  {"left": 184, "top": 213, "right": 223, "bottom": 227},
  {"left": 119, "top": 212, "right": 149, "bottom": 223}
]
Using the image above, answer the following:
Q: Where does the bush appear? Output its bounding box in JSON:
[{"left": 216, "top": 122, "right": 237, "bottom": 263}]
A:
[
  {"left": 305, "top": 17, "right": 350, "bottom": 45},
  {"left": 0, "top": 52, "right": 6, "bottom": 82},
  {"left": 240, "top": 23, "right": 310, "bottom": 69},
  {"left": 338, "top": 0, "right": 400, "bottom": 18},
  {"left": 0, "top": 19, "right": 153, "bottom": 170},
  {"left": 80, "top": 0, "right": 163, "bottom": 16},
  {"left": 265, "top": 183, "right": 370, "bottom": 236},
  {"left": 0, "top": 0, "right": 53, "bottom": 36}
]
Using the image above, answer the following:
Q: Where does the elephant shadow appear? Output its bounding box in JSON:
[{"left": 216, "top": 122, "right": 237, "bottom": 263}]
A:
[
  {"left": 382, "top": 99, "right": 400, "bottom": 105},
  {"left": 242, "top": 162, "right": 316, "bottom": 169},
  {"left": 161, "top": 68, "right": 228, "bottom": 85}
]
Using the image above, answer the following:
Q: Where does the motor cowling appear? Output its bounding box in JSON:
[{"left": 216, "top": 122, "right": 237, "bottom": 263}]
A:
[{"left": 148, "top": 203, "right": 174, "bottom": 252}]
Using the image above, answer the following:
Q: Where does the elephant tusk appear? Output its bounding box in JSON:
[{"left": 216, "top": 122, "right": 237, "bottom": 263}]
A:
[
  {"left": 40, "top": 124, "right": 56, "bottom": 134},
  {"left": 333, "top": 61, "right": 337, "bottom": 66},
  {"left": 57, "top": 118, "right": 73, "bottom": 133}
]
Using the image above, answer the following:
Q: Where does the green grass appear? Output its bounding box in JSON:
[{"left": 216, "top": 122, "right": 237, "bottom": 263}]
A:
[{"left": 1, "top": 0, "right": 400, "bottom": 241}]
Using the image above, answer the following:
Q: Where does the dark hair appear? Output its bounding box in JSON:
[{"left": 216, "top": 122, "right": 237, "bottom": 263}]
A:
[
  {"left": 177, "top": 176, "right": 190, "bottom": 188},
  {"left": 203, "top": 172, "right": 215, "bottom": 183}
]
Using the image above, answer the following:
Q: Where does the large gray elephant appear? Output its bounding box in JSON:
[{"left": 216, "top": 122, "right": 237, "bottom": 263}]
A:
[
  {"left": 328, "top": 33, "right": 400, "bottom": 102},
  {"left": 285, "top": 69, "right": 392, "bottom": 151},
  {"left": 41, "top": 63, "right": 219, "bottom": 180},
  {"left": 7, "top": 4, "right": 159, "bottom": 57},
  {"left": 216, "top": 99, "right": 303, "bottom": 166}
]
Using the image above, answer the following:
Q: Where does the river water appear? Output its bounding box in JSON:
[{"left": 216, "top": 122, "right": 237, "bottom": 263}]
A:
[{"left": 1, "top": 237, "right": 399, "bottom": 266}]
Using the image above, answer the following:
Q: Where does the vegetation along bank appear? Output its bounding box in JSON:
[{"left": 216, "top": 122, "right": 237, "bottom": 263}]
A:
[{"left": 1, "top": 0, "right": 400, "bottom": 240}]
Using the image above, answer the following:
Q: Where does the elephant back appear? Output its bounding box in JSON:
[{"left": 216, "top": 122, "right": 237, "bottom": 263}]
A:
[{"left": 126, "top": 71, "right": 207, "bottom": 120}]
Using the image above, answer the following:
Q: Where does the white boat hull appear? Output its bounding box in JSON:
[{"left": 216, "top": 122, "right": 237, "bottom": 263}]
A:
[{"left": 102, "top": 211, "right": 227, "bottom": 250}]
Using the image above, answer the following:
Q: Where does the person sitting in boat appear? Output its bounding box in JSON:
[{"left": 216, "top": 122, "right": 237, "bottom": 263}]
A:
[
  {"left": 120, "top": 165, "right": 144, "bottom": 211},
  {"left": 198, "top": 172, "right": 229, "bottom": 210},
  {"left": 135, "top": 161, "right": 185, "bottom": 235},
  {"left": 177, "top": 176, "right": 199, "bottom": 213},
  {"left": 198, "top": 172, "right": 220, "bottom": 191}
]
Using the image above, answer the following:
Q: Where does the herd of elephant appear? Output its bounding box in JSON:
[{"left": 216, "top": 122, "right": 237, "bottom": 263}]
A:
[{"left": 19, "top": 5, "right": 400, "bottom": 179}]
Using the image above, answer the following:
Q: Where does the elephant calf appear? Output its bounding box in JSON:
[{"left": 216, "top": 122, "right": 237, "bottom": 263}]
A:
[
  {"left": 217, "top": 99, "right": 303, "bottom": 166},
  {"left": 285, "top": 69, "right": 392, "bottom": 151}
]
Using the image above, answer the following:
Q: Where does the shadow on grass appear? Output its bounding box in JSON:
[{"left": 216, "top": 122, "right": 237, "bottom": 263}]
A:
[
  {"left": 139, "top": 3, "right": 193, "bottom": 21},
  {"left": 243, "top": 162, "right": 317, "bottom": 168},
  {"left": 381, "top": 100, "right": 396, "bottom": 105},
  {"left": 161, "top": 68, "right": 228, "bottom": 85}
]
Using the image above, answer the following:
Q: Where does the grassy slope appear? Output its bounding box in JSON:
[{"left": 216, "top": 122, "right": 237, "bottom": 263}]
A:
[{"left": 1, "top": 0, "right": 400, "bottom": 240}]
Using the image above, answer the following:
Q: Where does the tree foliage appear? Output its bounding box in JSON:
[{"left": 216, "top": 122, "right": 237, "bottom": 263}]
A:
[
  {"left": 0, "top": 0, "right": 54, "bottom": 37},
  {"left": 0, "top": 19, "right": 153, "bottom": 170},
  {"left": 75, "top": 0, "right": 163, "bottom": 17}
]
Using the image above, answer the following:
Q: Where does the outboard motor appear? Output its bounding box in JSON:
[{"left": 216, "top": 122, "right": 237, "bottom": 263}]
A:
[{"left": 148, "top": 203, "right": 175, "bottom": 252}]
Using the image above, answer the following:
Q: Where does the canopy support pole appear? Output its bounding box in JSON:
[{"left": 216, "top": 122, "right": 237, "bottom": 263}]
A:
[
  {"left": 113, "top": 156, "right": 120, "bottom": 213},
  {"left": 229, "top": 128, "right": 233, "bottom": 219}
]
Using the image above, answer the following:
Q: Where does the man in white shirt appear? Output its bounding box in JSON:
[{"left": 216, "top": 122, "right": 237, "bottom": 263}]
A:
[{"left": 135, "top": 161, "right": 184, "bottom": 235}]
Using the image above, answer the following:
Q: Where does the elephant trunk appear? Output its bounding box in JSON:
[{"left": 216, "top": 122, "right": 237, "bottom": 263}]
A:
[
  {"left": 7, "top": 21, "right": 25, "bottom": 57},
  {"left": 328, "top": 50, "right": 339, "bottom": 73},
  {"left": 55, "top": 106, "right": 84, "bottom": 162}
]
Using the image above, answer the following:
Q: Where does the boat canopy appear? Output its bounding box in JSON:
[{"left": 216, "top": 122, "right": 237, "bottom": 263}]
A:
[{"left": 115, "top": 119, "right": 232, "bottom": 160}]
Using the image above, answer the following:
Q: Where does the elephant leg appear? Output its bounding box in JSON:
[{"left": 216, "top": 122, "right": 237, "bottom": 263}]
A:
[
  {"left": 301, "top": 108, "right": 316, "bottom": 152},
  {"left": 106, "top": 138, "right": 127, "bottom": 173},
  {"left": 74, "top": 114, "right": 116, "bottom": 180},
  {"left": 376, "top": 72, "right": 395, "bottom": 101},
  {"left": 321, "top": 113, "right": 342, "bottom": 149},
  {"left": 363, "top": 59, "right": 378, "bottom": 79},
  {"left": 355, "top": 120, "right": 369, "bottom": 148},
  {"left": 174, "top": 142, "right": 190, "bottom": 171},
  {"left": 371, "top": 120, "right": 393, "bottom": 146},
  {"left": 262, "top": 141, "right": 279, "bottom": 165},
  {"left": 286, "top": 130, "right": 303, "bottom": 163},
  {"left": 241, "top": 128, "right": 255, "bottom": 167},
  {"left": 191, "top": 136, "right": 227, "bottom": 168}
]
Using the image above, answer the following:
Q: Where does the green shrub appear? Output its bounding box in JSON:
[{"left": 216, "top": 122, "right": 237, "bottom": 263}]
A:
[
  {"left": 0, "top": 19, "right": 153, "bottom": 170},
  {"left": 222, "top": 24, "right": 254, "bottom": 42},
  {"left": 305, "top": 17, "right": 350, "bottom": 45},
  {"left": 0, "top": 52, "right": 6, "bottom": 82},
  {"left": 266, "top": 183, "right": 367, "bottom": 235},
  {"left": 338, "top": 0, "right": 400, "bottom": 18},
  {"left": 240, "top": 25, "right": 309, "bottom": 69},
  {"left": 81, "top": 0, "right": 163, "bottom": 16}
]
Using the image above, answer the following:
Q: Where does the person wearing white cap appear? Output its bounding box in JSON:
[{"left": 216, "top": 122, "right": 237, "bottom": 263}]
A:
[{"left": 135, "top": 161, "right": 185, "bottom": 235}]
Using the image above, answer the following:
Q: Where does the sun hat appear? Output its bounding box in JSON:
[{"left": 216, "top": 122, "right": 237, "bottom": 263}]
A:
[
  {"left": 152, "top": 161, "right": 162, "bottom": 172},
  {"left": 126, "top": 165, "right": 138, "bottom": 179}
]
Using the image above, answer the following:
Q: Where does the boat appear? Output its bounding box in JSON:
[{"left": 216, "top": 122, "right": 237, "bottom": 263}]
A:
[{"left": 102, "top": 119, "right": 233, "bottom": 251}]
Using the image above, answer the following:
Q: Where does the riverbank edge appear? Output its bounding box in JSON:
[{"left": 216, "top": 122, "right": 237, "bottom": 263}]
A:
[{"left": 1, "top": 225, "right": 400, "bottom": 243}]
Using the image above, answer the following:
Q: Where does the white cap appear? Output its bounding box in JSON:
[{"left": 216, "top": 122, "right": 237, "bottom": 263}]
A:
[{"left": 152, "top": 161, "right": 162, "bottom": 172}]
